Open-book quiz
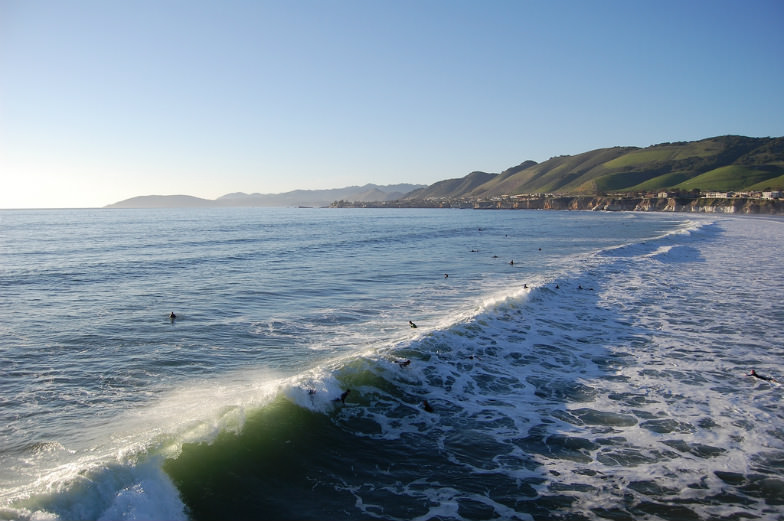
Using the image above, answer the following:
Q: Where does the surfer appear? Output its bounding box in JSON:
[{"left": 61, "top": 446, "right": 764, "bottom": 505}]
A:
[
  {"left": 509, "top": 260, "right": 514, "bottom": 265},
  {"left": 444, "top": 273, "right": 449, "bottom": 278},
  {"left": 397, "top": 359, "right": 411, "bottom": 367},
  {"left": 409, "top": 320, "right": 417, "bottom": 328},
  {"left": 422, "top": 400, "right": 434, "bottom": 413},
  {"left": 169, "top": 312, "right": 176, "bottom": 321},
  {"left": 748, "top": 369, "right": 777, "bottom": 382},
  {"left": 333, "top": 389, "right": 351, "bottom": 404}
]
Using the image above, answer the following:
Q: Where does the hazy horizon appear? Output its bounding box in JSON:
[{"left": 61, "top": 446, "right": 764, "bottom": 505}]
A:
[{"left": 2, "top": 0, "right": 783, "bottom": 209}]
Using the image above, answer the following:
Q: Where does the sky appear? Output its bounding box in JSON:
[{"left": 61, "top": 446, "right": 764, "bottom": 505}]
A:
[{"left": 1, "top": 0, "right": 783, "bottom": 208}]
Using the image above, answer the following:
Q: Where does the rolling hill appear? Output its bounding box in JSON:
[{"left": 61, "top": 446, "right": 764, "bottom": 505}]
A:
[{"left": 406, "top": 135, "right": 784, "bottom": 200}]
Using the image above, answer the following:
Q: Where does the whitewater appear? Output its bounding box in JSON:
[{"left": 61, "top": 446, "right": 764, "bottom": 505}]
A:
[{"left": 0, "top": 208, "right": 782, "bottom": 521}]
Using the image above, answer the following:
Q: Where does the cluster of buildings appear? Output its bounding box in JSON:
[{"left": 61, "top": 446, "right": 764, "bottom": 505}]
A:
[
  {"left": 497, "top": 190, "right": 782, "bottom": 202},
  {"left": 696, "top": 191, "right": 781, "bottom": 200},
  {"left": 332, "top": 190, "right": 782, "bottom": 210}
]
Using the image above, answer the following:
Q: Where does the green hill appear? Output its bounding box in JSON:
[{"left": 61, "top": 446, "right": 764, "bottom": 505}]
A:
[
  {"left": 748, "top": 174, "right": 784, "bottom": 191},
  {"left": 406, "top": 135, "right": 784, "bottom": 200},
  {"left": 675, "top": 165, "right": 781, "bottom": 192},
  {"left": 405, "top": 171, "right": 497, "bottom": 199}
]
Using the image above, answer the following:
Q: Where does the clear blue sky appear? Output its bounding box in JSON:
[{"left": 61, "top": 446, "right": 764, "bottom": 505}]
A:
[{"left": 2, "top": 0, "right": 783, "bottom": 208}]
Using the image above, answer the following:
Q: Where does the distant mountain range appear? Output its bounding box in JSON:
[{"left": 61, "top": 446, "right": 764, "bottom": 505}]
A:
[
  {"left": 104, "top": 184, "right": 424, "bottom": 209},
  {"left": 105, "top": 135, "right": 784, "bottom": 209}
]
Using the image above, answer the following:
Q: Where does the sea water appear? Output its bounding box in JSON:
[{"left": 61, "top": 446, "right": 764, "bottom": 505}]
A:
[{"left": 0, "top": 208, "right": 782, "bottom": 521}]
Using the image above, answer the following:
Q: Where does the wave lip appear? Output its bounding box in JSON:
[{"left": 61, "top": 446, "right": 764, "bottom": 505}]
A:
[{"left": 2, "top": 459, "right": 187, "bottom": 521}]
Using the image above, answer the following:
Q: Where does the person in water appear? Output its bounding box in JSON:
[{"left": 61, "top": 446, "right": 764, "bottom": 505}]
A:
[
  {"left": 333, "top": 389, "right": 351, "bottom": 403},
  {"left": 409, "top": 320, "right": 417, "bottom": 328},
  {"left": 397, "top": 359, "right": 411, "bottom": 367},
  {"left": 169, "top": 312, "right": 176, "bottom": 321},
  {"left": 748, "top": 369, "right": 777, "bottom": 382}
]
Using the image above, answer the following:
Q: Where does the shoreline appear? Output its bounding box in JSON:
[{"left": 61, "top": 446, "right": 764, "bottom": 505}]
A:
[{"left": 331, "top": 196, "right": 784, "bottom": 215}]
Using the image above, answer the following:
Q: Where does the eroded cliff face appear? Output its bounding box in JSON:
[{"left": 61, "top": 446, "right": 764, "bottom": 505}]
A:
[
  {"left": 342, "top": 196, "right": 783, "bottom": 214},
  {"left": 655, "top": 198, "right": 783, "bottom": 214},
  {"left": 506, "top": 197, "right": 783, "bottom": 214}
]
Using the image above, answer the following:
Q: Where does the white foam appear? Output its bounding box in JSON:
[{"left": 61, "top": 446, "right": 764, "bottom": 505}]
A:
[
  {"left": 95, "top": 461, "right": 187, "bottom": 521},
  {"left": 1, "top": 367, "right": 288, "bottom": 520},
  {"left": 3, "top": 459, "right": 187, "bottom": 521},
  {"left": 307, "top": 215, "right": 784, "bottom": 518}
]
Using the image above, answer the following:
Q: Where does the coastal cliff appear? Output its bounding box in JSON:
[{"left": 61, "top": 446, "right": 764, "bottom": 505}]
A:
[
  {"left": 333, "top": 197, "right": 784, "bottom": 215},
  {"left": 496, "top": 196, "right": 784, "bottom": 214}
]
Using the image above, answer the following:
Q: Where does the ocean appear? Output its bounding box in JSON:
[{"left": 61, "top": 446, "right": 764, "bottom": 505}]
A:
[{"left": 0, "top": 208, "right": 782, "bottom": 521}]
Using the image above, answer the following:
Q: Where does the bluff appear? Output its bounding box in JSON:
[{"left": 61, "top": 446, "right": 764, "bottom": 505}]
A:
[
  {"left": 337, "top": 195, "right": 784, "bottom": 214},
  {"left": 493, "top": 196, "right": 784, "bottom": 214}
]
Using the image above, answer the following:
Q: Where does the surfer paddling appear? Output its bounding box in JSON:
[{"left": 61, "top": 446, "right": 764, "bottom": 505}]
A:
[
  {"left": 748, "top": 369, "right": 777, "bottom": 382},
  {"left": 409, "top": 321, "right": 417, "bottom": 328}
]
